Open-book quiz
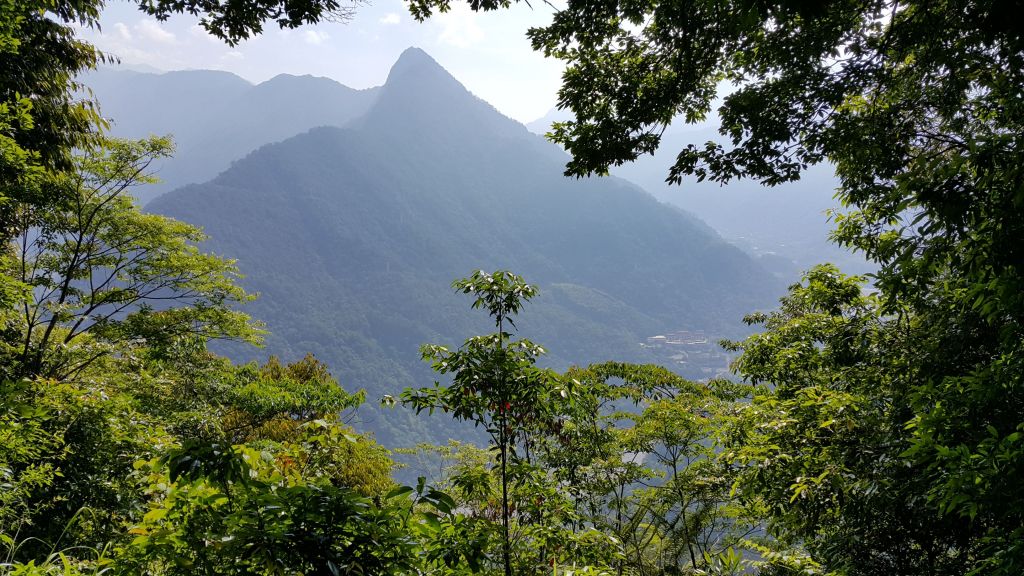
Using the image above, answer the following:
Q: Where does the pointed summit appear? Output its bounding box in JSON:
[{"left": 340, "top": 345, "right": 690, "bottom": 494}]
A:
[
  {"left": 377, "top": 47, "right": 470, "bottom": 106},
  {"left": 385, "top": 47, "right": 448, "bottom": 84},
  {"left": 361, "top": 47, "right": 529, "bottom": 143}
]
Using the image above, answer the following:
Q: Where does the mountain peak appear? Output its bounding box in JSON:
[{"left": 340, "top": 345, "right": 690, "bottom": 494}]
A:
[
  {"left": 391, "top": 47, "right": 438, "bottom": 71},
  {"left": 363, "top": 46, "right": 529, "bottom": 143},
  {"left": 383, "top": 46, "right": 457, "bottom": 91}
]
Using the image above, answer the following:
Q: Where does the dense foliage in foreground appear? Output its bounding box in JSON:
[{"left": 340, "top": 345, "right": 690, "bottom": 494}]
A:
[
  {"left": 409, "top": 0, "right": 1024, "bottom": 572},
  {"left": 0, "top": 213, "right": 798, "bottom": 576},
  {"left": 0, "top": 177, "right": 1010, "bottom": 575},
  {"left": 0, "top": 128, "right": 780, "bottom": 574},
  {"left": 0, "top": 128, "right": 814, "bottom": 574},
  {"left": 3, "top": 0, "right": 1022, "bottom": 573}
]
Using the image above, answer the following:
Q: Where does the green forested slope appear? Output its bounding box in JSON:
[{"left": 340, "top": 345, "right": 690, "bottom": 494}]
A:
[{"left": 149, "top": 48, "right": 783, "bottom": 445}]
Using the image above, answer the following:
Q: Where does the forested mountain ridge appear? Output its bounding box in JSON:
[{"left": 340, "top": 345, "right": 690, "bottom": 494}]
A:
[
  {"left": 148, "top": 47, "right": 784, "bottom": 445},
  {"left": 82, "top": 67, "right": 379, "bottom": 202}
]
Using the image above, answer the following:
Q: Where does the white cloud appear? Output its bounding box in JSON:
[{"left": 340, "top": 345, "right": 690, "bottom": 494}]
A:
[
  {"left": 113, "top": 22, "right": 132, "bottom": 41},
  {"left": 135, "top": 19, "right": 176, "bottom": 44},
  {"left": 303, "top": 30, "right": 330, "bottom": 45},
  {"left": 223, "top": 50, "right": 245, "bottom": 61},
  {"left": 379, "top": 13, "right": 401, "bottom": 25},
  {"left": 436, "top": 4, "right": 484, "bottom": 48}
]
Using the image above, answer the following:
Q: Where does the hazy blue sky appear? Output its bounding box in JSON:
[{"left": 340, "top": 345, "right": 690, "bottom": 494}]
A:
[{"left": 81, "top": 0, "right": 565, "bottom": 124}]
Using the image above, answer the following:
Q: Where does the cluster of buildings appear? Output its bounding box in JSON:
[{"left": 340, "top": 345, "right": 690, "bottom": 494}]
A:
[
  {"left": 643, "top": 330, "right": 707, "bottom": 347},
  {"left": 641, "top": 329, "right": 734, "bottom": 380}
]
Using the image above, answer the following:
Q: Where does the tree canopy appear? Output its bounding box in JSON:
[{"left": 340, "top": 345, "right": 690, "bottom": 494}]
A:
[
  {"left": 401, "top": 0, "right": 1024, "bottom": 573},
  {"left": 5, "top": 136, "right": 259, "bottom": 380},
  {"left": 139, "top": 0, "right": 367, "bottom": 44}
]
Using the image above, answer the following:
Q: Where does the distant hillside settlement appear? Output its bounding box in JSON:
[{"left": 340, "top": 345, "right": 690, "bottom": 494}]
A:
[{"left": 642, "top": 330, "right": 734, "bottom": 380}]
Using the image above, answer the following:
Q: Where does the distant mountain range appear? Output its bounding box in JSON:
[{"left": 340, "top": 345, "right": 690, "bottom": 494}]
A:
[
  {"left": 528, "top": 110, "right": 871, "bottom": 276},
  {"left": 93, "top": 49, "right": 786, "bottom": 445},
  {"left": 86, "top": 56, "right": 867, "bottom": 277},
  {"left": 83, "top": 68, "right": 378, "bottom": 203}
]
